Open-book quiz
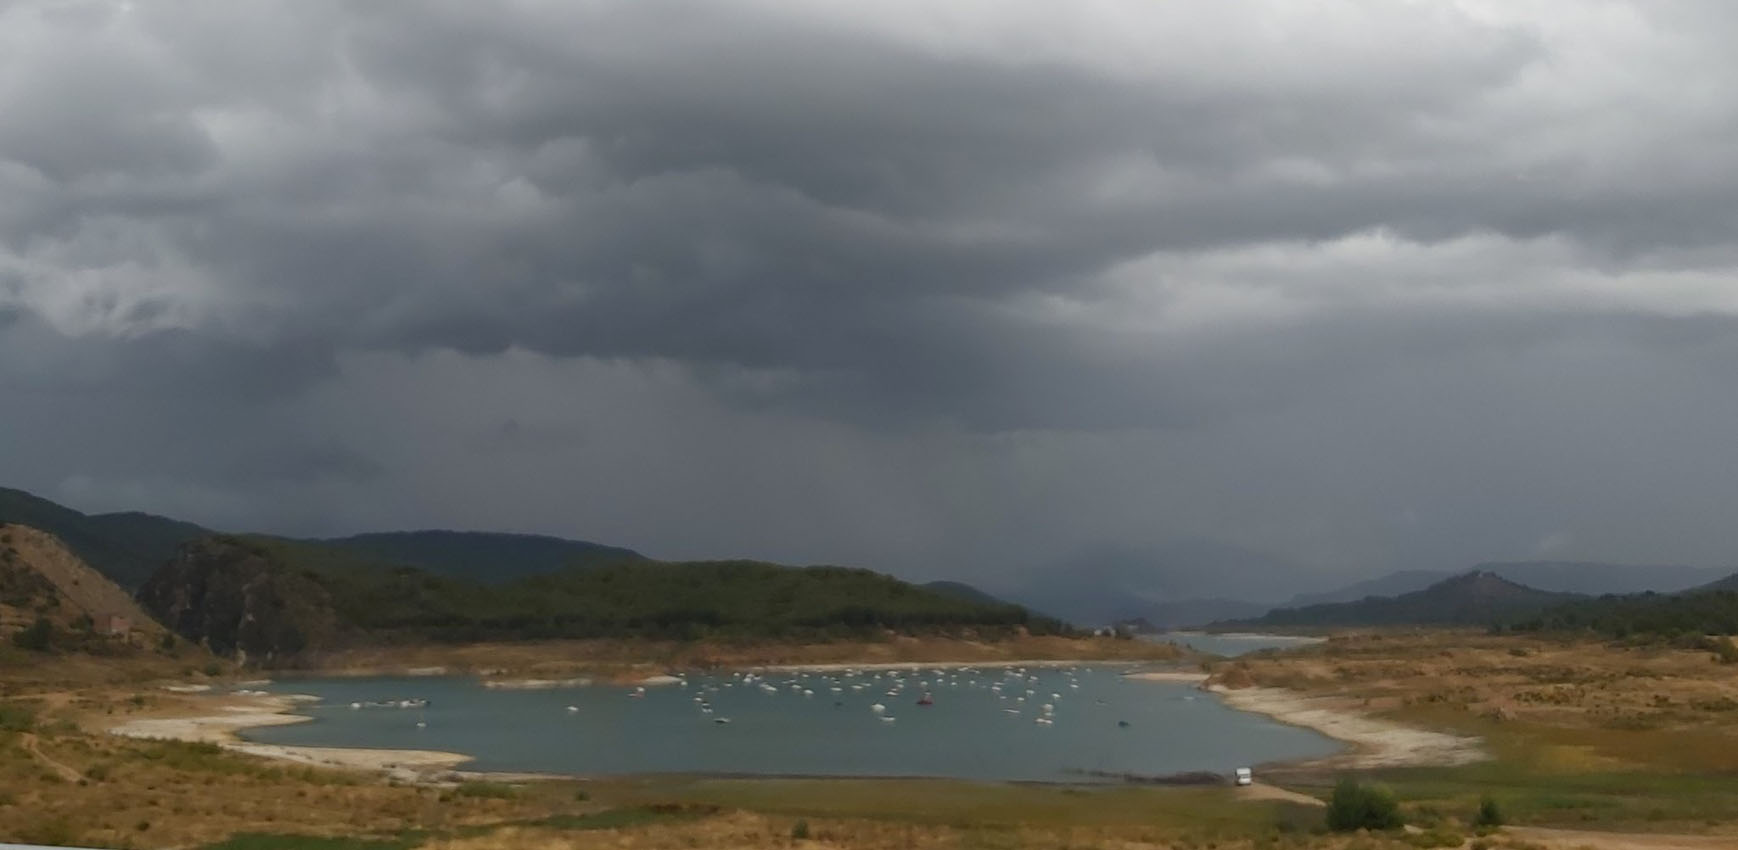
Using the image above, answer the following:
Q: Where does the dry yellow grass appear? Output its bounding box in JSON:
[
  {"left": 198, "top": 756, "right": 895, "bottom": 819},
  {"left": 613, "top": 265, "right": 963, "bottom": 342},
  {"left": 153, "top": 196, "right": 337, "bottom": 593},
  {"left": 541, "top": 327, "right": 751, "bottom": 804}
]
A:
[
  {"left": 1210, "top": 630, "right": 1738, "bottom": 768},
  {"left": 0, "top": 723, "right": 563, "bottom": 849}
]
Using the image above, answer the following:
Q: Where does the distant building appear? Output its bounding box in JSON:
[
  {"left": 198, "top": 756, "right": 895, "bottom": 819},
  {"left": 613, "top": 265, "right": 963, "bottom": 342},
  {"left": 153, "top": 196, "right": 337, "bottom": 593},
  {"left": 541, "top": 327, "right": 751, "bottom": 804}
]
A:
[{"left": 101, "top": 614, "right": 130, "bottom": 636}]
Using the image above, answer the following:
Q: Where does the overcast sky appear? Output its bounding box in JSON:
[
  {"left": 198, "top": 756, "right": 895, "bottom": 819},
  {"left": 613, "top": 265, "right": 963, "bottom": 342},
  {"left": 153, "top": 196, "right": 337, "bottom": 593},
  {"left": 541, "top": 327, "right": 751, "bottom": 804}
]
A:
[{"left": 5, "top": 0, "right": 1738, "bottom": 590}]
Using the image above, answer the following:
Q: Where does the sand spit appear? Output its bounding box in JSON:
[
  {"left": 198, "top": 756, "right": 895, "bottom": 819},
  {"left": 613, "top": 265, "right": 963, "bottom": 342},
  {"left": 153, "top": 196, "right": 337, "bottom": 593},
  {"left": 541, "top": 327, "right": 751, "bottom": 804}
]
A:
[
  {"left": 1211, "top": 686, "right": 1485, "bottom": 769},
  {"left": 481, "top": 676, "right": 591, "bottom": 690},
  {"left": 754, "top": 659, "right": 1137, "bottom": 674},
  {"left": 110, "top": 694, "right": 472, "bottom": 782},
  {"left": 1119, "top": 671, "right": 1480, "bottom": 769},
  {"left": 1124, "top": 671, "right": 1210, "bottom": 683},
  {"left": 1164, "top": 631, "right": 1326, "bottom": 643}
]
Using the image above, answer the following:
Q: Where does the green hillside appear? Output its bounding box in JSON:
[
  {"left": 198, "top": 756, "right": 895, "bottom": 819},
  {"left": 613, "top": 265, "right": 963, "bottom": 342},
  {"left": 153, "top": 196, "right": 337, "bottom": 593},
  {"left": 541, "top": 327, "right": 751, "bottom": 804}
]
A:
[
  {"left": 140, "top": 535, "right": 1068, "bottom": 660},
  {"left": 921, "top": 580, "right": 1011, "bottom": 607},
  {"left": 0, "top": 488, "right": 209, "bottom": 591},
  {"left": 309, "top": 530, "right": 644, "bottom": 582},
  {"left": 1508, "top": 585, "right": 1738, "bottom": 639}
]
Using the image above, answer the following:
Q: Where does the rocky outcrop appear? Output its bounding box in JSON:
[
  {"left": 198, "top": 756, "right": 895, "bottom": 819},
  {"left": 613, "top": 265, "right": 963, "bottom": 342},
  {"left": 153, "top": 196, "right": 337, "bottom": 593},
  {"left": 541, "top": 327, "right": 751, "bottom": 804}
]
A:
[
  {"left": 0, "top": 523, "right": 168, "bottom": 643},
  {"left": 138, "top": 537, "right": 343, "bottom": 662}
]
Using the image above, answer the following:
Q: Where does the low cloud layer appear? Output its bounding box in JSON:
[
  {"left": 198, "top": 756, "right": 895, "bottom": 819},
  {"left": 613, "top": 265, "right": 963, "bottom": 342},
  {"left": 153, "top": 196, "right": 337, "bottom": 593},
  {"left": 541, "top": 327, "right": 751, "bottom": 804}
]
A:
[{"left": 6, "top": 1, "right": 1738, "bottom": 590}]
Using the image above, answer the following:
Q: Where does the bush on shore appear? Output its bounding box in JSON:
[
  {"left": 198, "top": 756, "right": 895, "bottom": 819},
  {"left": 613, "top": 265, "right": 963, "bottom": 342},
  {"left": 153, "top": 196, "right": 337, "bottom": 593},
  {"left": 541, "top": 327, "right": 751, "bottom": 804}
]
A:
[{"left": 1326, "top": 777, "right": 1403, "bottom": 832}]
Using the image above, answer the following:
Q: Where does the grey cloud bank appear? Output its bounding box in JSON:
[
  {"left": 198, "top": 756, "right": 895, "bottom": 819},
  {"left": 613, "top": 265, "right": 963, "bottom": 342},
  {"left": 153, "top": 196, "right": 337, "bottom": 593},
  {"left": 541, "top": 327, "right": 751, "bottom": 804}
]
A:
[{"left": 5, "top": 0, "right": 1738, "bottom": 593}]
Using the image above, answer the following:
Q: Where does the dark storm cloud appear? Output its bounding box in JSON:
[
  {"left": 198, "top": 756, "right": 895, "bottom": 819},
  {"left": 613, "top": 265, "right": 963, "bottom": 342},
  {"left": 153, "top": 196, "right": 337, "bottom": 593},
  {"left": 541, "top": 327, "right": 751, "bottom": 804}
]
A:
[{"left": 6, "top": 1, "right": 1738, "bottom": 585}]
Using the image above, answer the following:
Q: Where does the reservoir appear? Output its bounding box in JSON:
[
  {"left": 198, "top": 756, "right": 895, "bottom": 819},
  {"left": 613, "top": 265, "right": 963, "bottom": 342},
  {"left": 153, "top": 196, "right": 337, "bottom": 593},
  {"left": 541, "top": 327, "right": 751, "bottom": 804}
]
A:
[{"left": 247, "top": 666, "right": 1338, "bottom": 782}]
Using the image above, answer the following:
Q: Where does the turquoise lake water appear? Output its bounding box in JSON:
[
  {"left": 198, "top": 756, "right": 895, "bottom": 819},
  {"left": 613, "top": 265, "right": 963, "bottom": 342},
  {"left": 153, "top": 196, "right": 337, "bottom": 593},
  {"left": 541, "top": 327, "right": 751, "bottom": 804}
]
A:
[{"left": 249, "top": 665, "right": 1338, "bottom": 782}]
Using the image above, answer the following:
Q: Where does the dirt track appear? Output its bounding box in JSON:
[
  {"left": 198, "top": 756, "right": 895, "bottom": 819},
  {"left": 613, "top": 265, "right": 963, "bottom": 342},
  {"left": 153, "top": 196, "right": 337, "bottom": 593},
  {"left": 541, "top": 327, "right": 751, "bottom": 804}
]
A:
[
  {"left": 1234, "top": 782, "right": 1323, "bottom": 806},
  {"left": 20, "top": 732, "right": 82, "bottom": 783}
]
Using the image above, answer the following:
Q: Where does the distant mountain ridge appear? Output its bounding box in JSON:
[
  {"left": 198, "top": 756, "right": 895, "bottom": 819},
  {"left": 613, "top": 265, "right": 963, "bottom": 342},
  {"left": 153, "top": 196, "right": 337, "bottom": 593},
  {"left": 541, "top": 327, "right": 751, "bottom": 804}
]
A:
[
  {"left": 0, "top": 487, "right": 646, "bottom": 590},
  {"left": 1219, "top": 571, "right": 1581, "bottom": 629},
  {"left": 1004, "top": 541, "right": 1322, "bottom": 626},
  {"left": 1283, "top": 562, "right": 1727, "bottom": 610}
]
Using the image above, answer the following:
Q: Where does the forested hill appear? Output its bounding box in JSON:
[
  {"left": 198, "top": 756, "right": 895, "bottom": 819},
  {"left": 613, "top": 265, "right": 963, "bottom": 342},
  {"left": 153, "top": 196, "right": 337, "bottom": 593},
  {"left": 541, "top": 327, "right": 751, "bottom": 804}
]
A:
[
  {"left": 1507, "top": 590, "right": 1738, "bottom": 639},
  {"left": 0, "top": 487, "right": 645, "bottom": 589},
  {"left": 301, "top": 530, "right": 645, "bottom": 582},
  {"left": 1215, "top": 571, "right": 1579, "bottom": 629},
  {"left": 921, "top": 580, "right": 1013, "bottom": 607},
  {"left": 1504, "top": 567, "right": 1738, "bottom": 638},
  {"left": 0, "top": 488, "right": 209, "bottom": 591},
  {"left": 138, "top": 536, "right": 1067, "bottom": 662}
]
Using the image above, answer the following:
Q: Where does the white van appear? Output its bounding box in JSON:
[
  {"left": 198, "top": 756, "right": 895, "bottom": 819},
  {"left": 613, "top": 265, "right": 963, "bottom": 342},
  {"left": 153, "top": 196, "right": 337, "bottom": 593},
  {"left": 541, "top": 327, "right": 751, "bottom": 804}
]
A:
[{"left": 1233, "top": 767, "right": 1253, "bottom": 786}]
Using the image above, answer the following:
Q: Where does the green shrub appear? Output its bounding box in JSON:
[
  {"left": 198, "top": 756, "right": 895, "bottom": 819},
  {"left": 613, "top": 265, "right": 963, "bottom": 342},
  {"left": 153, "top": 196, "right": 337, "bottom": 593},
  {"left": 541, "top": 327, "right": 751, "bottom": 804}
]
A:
[
  {"left": 1476, "top": 794, "right": 1505, "bottom": 828},
  {"left": 12, "top": 617, "right": 53, "bottom": 652},
  {"left": 0, "top": 702, "right": 36, "bottom": 732},
  {"left": 1326, "top": 777, "right": 1403, "bottom": 832},
  {"left": 1708, "top": 637, "right": 1738, "bottom": 664},
  {"left": 791, "top": 819, "right": 811, "bottom": 840}
]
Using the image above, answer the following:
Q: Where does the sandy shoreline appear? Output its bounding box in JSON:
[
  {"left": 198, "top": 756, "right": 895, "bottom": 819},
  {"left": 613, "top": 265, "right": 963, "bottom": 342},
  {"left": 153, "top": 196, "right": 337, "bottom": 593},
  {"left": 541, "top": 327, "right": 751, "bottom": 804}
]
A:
[
  {"left": 1209, "top": 685, "right": 1485, "bottom": 769},
  {"left": 1120, "top": 671, "right": 1482, "bottom": 769},
  {"left": 752, "top": 658, "right": 1141, "bottom": 673},
  {"left": 110, "top": 694, "right": 474, "bottom": 782},
  {"left": 1124, "top": 671, "right": 1210, "bottom": 683}
]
